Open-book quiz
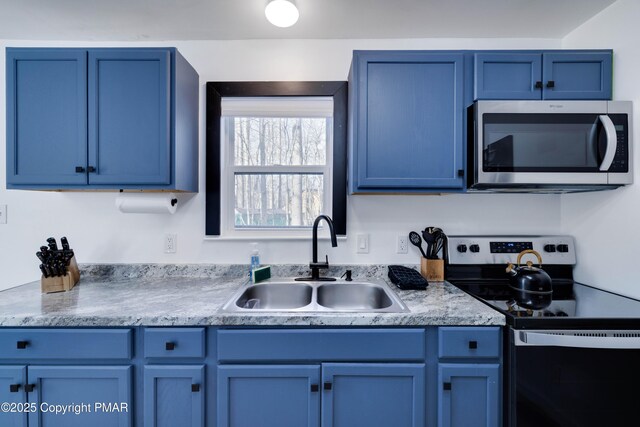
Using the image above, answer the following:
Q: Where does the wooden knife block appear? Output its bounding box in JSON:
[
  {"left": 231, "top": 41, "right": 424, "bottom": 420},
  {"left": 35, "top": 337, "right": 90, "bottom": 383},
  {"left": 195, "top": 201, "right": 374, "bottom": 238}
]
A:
[
  {"left": 420, "top": 257, "right": 444, "bottom": 282},
  {"left": 41, "top": 256, "right": 80, "bottom": 294}
]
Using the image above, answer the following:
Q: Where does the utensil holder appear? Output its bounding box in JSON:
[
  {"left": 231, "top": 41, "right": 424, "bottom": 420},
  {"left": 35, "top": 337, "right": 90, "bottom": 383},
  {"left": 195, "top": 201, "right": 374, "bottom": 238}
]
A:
[
  {"left": 41, "top": 256, "right": 80, "bottom": 294},
  {"left": 420, "top": 258, "right": 444, "bottom": 282}
]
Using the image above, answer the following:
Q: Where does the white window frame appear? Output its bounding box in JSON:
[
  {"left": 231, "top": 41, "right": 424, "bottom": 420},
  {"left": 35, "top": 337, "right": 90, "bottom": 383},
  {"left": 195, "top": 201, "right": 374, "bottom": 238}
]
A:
[{"left": 219, "top": 97, "right": 334, "bottom": 238}]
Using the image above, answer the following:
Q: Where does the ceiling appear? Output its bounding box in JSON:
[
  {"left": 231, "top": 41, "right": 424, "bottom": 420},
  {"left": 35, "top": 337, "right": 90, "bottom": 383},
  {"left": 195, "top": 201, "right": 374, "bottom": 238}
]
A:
[{"left": 0, "top": 0, "right": 617, "bottom": 41}]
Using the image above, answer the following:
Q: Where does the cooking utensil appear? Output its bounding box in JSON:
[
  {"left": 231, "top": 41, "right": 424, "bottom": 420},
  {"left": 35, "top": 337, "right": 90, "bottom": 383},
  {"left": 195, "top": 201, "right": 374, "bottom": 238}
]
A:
[
  {"left": 422, "top": 227, "right": 442, "bottom": 259},
  {"left": 506, "top": 249, "right": 553, "bottom": 310},
  {"left": 408, "top": 231, "right": 427, "bottom": 258}
]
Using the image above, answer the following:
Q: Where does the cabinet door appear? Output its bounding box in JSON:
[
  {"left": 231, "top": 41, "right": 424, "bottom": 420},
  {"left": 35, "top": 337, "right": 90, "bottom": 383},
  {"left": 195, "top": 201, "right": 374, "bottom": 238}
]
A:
[
  {"left": 27, "top": 365, "right": 132, "bottom": 427},
  {"left": 88, "top": 49, "right": 171, "bottom": 185},
  {"left": 438, "top": 363, "right": 500, "bottom": 427},
  {"left": 474, "top": 53, "right": 542, "bottom": 100},
  {"left": 542, "top": 52, "right": 612, "bottom": 100},
  {"left": 321, "top": 363, "right": 425, "bottom": 427},
  {"left": 6, "top": 49, "right": 88, "bottom": 186},
  {"left": 352, "top": 52, "right": 465, "bottom": 191},
  {"left": 144, "top": 365, "right": 204, "bottom": 427},
  {"left": 0, "top": 366, "right": 27, "bottom": 427},
  {"left": 217, "top": 365, "right": 320, "bottom": 427}
]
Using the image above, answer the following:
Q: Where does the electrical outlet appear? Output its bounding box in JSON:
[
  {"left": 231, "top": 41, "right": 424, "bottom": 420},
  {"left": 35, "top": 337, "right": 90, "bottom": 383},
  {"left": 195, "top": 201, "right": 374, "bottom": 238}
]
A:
[
  {"left": 0, "top": 205, "right": 6, "bottom": 224},
  {"left": 397, "top": 235, "right": 408, "bottom": 254},
  {"left": 356, "top": 234, "right": 369, "bottom": 254},
  {"left": 164, "top": 233, "right": 177, "bottom": 253}
]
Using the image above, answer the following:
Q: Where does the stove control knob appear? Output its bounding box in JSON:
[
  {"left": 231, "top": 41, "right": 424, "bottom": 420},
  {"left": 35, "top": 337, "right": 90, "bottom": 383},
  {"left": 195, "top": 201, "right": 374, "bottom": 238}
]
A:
[
  {"left": 457, "top": 244, "right": 467, "bottom": 253},
  {"left": 469, "top": 244, "right": 480, "bottom": 253},
  {"left": 556, "top": 244, "right": 569, "bottom": 253},
  {"left": 543, "top": 244, "right": 556, "bottom": 253}
]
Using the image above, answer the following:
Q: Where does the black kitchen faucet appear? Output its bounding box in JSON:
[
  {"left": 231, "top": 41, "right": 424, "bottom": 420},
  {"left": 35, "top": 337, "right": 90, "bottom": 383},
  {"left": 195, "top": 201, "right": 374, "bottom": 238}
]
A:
[{"left": 295, "top": 214, "right": 338, "bottom": 281}]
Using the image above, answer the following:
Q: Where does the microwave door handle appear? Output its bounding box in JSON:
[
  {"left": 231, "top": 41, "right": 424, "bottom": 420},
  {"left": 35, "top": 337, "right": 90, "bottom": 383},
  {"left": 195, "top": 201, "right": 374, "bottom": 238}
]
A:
[{"left": 598, "top": 114, "right": 618, "bottom": 171}]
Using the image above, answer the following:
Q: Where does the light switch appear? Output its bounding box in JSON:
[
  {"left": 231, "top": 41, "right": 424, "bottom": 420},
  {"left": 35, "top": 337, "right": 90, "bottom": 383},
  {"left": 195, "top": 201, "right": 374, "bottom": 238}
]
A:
[
  {"left": 356, "top": 234, "right": 369, "bottom": 254},
  {"left": 0, "top": 205, "right": 6, "bottom": 224}
]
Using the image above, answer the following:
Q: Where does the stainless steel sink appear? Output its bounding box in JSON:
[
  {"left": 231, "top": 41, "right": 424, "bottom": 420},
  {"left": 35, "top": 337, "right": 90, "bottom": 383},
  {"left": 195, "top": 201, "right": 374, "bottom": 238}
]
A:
[{"left": 220, "top": 278, "right": 408, "bottom": 313}]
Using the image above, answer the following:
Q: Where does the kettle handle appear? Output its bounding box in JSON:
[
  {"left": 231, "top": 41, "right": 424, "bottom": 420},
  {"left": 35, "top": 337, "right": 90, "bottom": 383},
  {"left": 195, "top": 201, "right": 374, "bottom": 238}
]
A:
[{"left": 516, "top": 249, "right": 543, "bottom": 267}]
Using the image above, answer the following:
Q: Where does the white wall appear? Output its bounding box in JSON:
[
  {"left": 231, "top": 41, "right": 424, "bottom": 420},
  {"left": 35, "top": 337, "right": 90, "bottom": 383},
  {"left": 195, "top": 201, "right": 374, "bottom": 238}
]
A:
[
  {"left": 0, "top": 37, "right": 563, "bottom": 290},
  {"left": 561, "top": 0, "right": 640, "bottom": 298}
]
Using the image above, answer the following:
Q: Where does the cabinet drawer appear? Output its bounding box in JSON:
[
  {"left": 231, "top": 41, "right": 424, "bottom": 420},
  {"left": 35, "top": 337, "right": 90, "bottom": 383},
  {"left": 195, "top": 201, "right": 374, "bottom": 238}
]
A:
[
  {"left": 218, "top": 329, "right": 425, "bottom": 362},
  {"left": 144, "top": 328, "right": 205, "bottom": 358},
  {"left": 0, "top": 329, "right": 132, "bottom": 359},
  {"left": 438, "top": 327, "right": 501, "bottom": 359}
]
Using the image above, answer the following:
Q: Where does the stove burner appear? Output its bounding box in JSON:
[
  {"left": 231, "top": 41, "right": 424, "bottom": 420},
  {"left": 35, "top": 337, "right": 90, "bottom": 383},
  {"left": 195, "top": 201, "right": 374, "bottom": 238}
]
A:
[{"left": 501, "top": 300, "right": 571, "bottom": 317}]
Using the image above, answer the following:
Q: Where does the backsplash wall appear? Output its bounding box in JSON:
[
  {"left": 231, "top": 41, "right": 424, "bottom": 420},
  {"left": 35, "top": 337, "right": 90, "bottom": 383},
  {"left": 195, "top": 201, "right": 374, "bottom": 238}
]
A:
[{"left": 0, "top": 37, "right": 563, "bottom": 290}]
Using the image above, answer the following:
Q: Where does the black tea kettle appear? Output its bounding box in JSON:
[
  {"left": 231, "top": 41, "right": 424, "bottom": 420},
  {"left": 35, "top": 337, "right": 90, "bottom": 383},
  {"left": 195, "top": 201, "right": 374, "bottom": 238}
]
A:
[{"left": 506, "top": 249, "right": 553, "bottom": 310}]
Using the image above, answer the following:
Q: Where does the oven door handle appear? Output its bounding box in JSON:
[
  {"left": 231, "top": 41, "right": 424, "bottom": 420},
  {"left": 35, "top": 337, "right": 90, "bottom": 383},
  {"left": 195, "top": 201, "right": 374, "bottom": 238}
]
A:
[
  {"left": 598, "top": 114, "right": 618, "bottom": 171},
  {"left": 515, "top": 331, "right": 640, "bottom": 349}
]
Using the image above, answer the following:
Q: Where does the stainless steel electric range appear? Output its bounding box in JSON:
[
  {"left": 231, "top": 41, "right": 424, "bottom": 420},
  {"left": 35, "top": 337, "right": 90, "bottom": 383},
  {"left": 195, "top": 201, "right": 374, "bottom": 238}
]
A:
[{"left": 446, "top": 236, "right": 640, "bottom": 427}]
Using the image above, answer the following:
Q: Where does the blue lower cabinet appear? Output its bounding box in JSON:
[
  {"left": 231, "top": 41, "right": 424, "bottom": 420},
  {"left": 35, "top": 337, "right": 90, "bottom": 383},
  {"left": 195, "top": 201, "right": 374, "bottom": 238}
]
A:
[
  {"left": 321, "top": 363, "right": 425, "bottom": 427},
  {"left": 143, "top": 365, "right": 204, "bottom": 427},
  {"left": 438, "top": 363, "right": 500, "bottom": 427},
  {"left": 217, "top": 365, "right": 321, "bottom": 427},
  {"left": 0, "top": 366, "right": 27, "bottom": 427},
  {"left": 27, "top": 365, "right": 132, "bottom": 427}
]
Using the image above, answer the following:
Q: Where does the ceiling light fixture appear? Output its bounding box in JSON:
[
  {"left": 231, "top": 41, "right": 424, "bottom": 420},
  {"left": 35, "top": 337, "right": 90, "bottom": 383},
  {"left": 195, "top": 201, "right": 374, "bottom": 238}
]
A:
[{"left": 265, "top": 0, "right": 299, "bottom": 28}]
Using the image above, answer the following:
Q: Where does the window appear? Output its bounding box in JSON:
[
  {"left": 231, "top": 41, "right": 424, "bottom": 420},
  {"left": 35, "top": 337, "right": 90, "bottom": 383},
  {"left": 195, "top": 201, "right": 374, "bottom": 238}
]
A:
[{"left": 206, "top": 82, "right": 347, "bottom": 237}]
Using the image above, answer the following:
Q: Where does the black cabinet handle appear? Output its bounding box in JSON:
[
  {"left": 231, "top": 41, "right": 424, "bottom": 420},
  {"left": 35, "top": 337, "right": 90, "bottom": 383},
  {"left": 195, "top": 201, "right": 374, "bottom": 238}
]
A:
[
  {"left": 75, "top": 166, "right": 86, "bottom": 173},
  {"left": 469, "top": 340, "right": 478, "bottom": 349},
  {"left": 546, "top": 80, "right": 555, "bottom": 88},
  {"left": 323, "top": 382, "right": 332, "bottom": 391},
  {"left": 165, "top": 342, "right": 176, "bottom": 351},
  {"left": 87, "top": 166, "right": 97, "bottom": 173},
  {"left": 191, "top": 384, "right": 200, "bottom": 392},
  {"left": 24, "top": 384, "right": 35, "bottom": 392},
  {"left": 443, "top": 382, "right": 452, "bottom": 391},
  {"left": 16, "top": 340, "right": 29, "bottom": 349},
  {"left": 310, "top": 384, "right": 319, "bottom": 392},
  {"left": 457, "top": 169, "right": 464, "bottom": 177},
  {"left": 534, "top": 81, "right": 543, "bottom": 89},
  {"left": 9, "top": 384, "right": 21, "bottom": 393}
]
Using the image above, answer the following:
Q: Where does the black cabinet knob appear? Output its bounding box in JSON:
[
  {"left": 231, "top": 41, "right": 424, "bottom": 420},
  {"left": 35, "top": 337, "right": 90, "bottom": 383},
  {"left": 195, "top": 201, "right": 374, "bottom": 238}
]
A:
[
  {"left": 546, "top": 80, "right": 555, "bottom": 88},
  {"left": 443, "top": 382, "right": 452, "bottom": 390},
  {"left": 323, "top": 382, "right": 332, "bottom": 391},
  {"left": 16, "top": 340, "right": 29, "bottom": 349},
  {"left": 24, "top": 384, "right": 35, "bottom": 392},
  {"left": 191, "top": 384, "right": 200, "bottom": 392},
  {"left": 9, "top": 384, "right": 20, "bottom": 393},
  {"left": 310, "top": 384, "right": 319, "bottom": 392},
  {"left": 75, "top": 166, "right": 86, "bottom": 173},
  {"left": 469, "top": 340, "right": 478, "bottom": 349},
  {"left": 87, "top": 166, "right": 97, "bottom": 173},
  {"left": 165, "top": 342, "right": 176, "bottom": 351},
  {"left": 534, "top": 81, "right": 543, "bottom": 89}
]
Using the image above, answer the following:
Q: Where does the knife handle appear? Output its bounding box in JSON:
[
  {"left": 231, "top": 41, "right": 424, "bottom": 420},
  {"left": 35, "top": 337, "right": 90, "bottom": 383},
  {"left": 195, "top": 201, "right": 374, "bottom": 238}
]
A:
[
  {"left": 61, "top": 236, "right": 70, "bottom": 251},
  {"left": 46, "top": 237, "right": 58, "bottom": 251},
  {"left": 39, "top": 264, "right": 49, "bottom": 278}
]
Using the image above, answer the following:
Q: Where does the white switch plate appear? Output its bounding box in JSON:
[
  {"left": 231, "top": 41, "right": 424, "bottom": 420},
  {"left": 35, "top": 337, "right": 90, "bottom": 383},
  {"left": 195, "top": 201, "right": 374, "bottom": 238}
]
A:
[
  {"left": 0, "top": 205, "right": 6, "bottom": 224},
  {"left": 164, "top": 233, "right": 177, "bottom": 253},
  {"left": 397, "top": 235, "right": 408, "bottom": 254},
  {"left": 356, "top": 234, "right": 369, "bottom": 254}
]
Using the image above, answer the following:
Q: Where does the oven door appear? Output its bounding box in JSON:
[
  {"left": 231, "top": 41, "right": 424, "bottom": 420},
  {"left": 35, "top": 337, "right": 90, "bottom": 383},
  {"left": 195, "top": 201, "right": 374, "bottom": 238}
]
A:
[
  {"left": 510, "top": 329, "right": 640, "bottom": 427},
  {"left": 473, "top": 101, "right": 632, "bottom": 188}
]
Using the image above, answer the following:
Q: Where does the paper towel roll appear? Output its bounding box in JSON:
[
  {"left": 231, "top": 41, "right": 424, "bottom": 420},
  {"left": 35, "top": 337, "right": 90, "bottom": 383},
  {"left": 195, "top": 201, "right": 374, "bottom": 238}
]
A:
[{"left": 115, "top": 194, "right": 178, "bottom": 214}]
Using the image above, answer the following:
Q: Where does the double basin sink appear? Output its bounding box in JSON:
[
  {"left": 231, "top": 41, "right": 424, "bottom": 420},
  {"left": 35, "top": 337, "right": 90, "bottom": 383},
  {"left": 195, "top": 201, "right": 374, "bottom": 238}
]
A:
[{"left": 221, "top": 278, "right": 408, "bottom": 313}]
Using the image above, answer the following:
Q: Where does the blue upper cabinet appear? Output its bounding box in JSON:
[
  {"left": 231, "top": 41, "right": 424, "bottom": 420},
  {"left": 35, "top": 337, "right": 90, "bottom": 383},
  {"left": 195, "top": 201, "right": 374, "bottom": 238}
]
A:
[
  {"left": 542, "top": 52, "right": 612, "bottom": 100},
  {"left": 475, "top": 50, "right": 612, "bottom": 100},
  {"left": 6, "top": 47, "right": 199, "bottom": 191},
  {"left": 474, "top": 53, "right": 542, "bottom": 100},
  {"left": 350, "top": 51, "right": 466, "bottom": 193},
  {"left": 6, "top": 49, "right": 88, "bottom": 186},
  {"left": 88, "top": 50, "right": 171, "bottom": 186}
]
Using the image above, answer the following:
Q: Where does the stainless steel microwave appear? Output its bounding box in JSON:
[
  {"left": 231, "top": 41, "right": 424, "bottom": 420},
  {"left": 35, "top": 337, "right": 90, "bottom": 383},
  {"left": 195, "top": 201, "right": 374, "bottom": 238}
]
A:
[{"left": 468, "top": 100, "right": 633, "bottom": 192}]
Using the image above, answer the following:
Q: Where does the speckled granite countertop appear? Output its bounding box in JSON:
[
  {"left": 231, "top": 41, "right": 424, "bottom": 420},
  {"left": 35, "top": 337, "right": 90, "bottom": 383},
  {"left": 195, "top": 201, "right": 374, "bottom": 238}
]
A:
[{"left": 0, "top": 264, "right": 504, "bottom": 327}]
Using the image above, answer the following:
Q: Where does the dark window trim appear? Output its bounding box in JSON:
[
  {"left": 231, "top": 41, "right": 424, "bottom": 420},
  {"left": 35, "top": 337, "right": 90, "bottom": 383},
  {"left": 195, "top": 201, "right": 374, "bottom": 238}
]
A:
[{"left": 205, "top": 81, "right": 348, "bottom": 236}]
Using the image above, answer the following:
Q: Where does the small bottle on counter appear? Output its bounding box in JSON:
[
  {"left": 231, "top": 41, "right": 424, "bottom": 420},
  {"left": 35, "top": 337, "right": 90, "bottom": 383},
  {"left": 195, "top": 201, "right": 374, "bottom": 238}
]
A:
[{"left": 249, "top": 243, "right": 260, "bottom": 278}]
